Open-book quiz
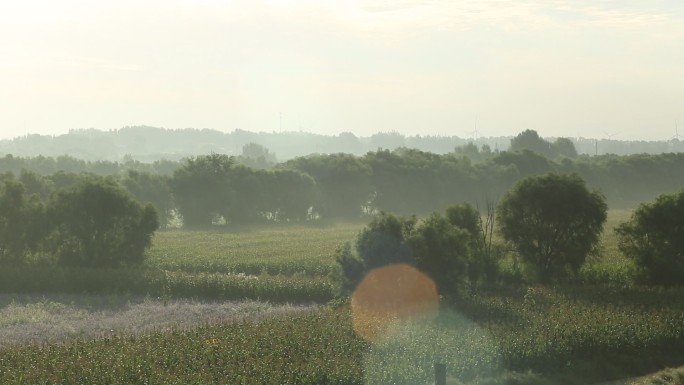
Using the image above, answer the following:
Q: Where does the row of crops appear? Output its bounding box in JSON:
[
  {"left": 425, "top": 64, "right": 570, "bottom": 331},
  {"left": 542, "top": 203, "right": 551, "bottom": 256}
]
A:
[{"left": 1, "top": 285, "right": 683, "bottom": 384}]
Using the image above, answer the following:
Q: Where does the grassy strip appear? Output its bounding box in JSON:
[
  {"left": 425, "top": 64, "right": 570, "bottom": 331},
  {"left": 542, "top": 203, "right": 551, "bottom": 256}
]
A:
[{"left": 0, "top": 267, "right": 337, "bottom": 303}]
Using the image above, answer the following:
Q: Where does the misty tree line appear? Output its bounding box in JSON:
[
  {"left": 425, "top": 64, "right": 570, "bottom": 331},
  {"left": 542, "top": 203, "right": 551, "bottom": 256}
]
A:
[
  {"left": 1, "top": 131, "right": 684, "bottom": 227},
  {"left": 3, "top": 126, "right": 682, "bottom": 162}
]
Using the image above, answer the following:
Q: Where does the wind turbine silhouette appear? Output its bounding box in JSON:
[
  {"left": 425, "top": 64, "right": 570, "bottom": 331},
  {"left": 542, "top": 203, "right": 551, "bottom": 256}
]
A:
[
  {"left": 467, "top": 115, "right": 480, "bottom": 140},
  {"left": 672, "top": 120, "right": 683, "bottom": 141},
  {"left": 603, "top": 130, "right": 621, "bottom": 140}
]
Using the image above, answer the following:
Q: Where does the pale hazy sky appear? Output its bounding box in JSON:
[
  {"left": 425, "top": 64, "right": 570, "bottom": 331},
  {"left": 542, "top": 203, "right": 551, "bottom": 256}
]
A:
[{"left": 1, "top": 0, "right": 683, "bottom": 141}]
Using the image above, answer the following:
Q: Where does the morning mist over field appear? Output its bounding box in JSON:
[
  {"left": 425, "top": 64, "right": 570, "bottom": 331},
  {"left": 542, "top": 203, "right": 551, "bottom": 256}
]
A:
[
  {"left": 3, "top": 2, "right": 684, "bottom": 384},
  {"left": 1, "top": 0, "right": 683, "bottom": 140}
]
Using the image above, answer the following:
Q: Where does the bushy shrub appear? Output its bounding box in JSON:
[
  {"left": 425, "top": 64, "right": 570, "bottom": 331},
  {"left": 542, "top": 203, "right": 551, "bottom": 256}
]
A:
[
  {"left": 355, "top": 212, "right": 417, "bottom": 270},
  {"left": 410, "top": 212, "right": 471, "bottom": 295},
  {"left": 48, "top": 177, "right": 158, "bottom": 267},
  {"left": 337, "top": 205, "right": 497, "bottom": 297},
  {"left": 0, "top": 179, "right": 46, "bottom": 264},
  {"left": 616, "top": 189, "right": 684, "bottom": 286}
]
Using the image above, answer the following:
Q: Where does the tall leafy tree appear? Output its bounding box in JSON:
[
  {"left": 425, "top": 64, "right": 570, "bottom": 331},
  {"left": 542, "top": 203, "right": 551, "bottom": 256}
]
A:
[
  {"left": 272, "top": 169, "right": 317, "bottom": 222},
  {"left": 171, "top": 154, "right": 235, "bottom": 227},
  {"left": 491, "top": 150, "right": 555, "bottom": 178},
  {"left": 239, "top": 143, "right": 277, "bottom": 169},
  {"left": 553, "top": 137, "right": 578, "bottom": 158},
  {"left": 285, "top": 154, "right": 372, "bottom": 219},
  {"left": 0, "top": 179, "right": 46, "bottom": 264},
  {"left": 48, "top": 177, "right": 158, "bottom": 267},
  {"left": 228, "top": 165, "right": 270, "bottom": 224},
  {"left": 616, "top": 189, "right": 684, "bottom": 286},
  {"left": 122, "top": 170, "right": 173, "bottom": 228},
  {"left": 356, "top": 212, "right": 417, "bottom": 271},
  {"left": 335, "top": 212, "right": 416, "bottom": 293},
  {"left": 497, "top": 173, "right": 607, "bottom": 282},
  {"left": 19, "top": 170, "right": 55, "bottom": 201},
  {"left": 410, "top": 212, "right": 471, "bottom": 296},
  {"left": 510, "top": 129, "right": 553, "bottom": 157}
]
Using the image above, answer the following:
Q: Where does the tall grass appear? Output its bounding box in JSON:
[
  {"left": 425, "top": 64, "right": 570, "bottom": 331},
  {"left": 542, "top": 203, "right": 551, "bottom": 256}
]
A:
[
  {"left": 580, "top": 209, "right": 637, "bottom": 285},
  {"left": 0, "top": 267, "right": 337, "bottom": 303},
  {"left": 0, "top": 307, "right": 366, "bottom": 385}
]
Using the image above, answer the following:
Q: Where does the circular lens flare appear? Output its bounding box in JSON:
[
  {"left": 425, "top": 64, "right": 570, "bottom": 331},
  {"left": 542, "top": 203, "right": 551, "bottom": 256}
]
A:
[{"left": 351, "top": 264, "right": 439, "bottom": 342}]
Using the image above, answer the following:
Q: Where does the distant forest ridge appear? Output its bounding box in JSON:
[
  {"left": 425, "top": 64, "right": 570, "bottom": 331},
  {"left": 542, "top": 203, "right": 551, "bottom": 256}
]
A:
[{"left": 1, "top": 126, "right": 682, "bottom": 162}]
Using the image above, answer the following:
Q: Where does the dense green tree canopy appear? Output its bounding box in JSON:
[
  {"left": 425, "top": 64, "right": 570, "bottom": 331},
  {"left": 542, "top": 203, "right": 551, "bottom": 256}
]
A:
[
  {"left": 48, "top": 177, "right": 158, "bottom": 267},
  {"left": 510, "top": 130, "right": 553, "bottom": 157},
  {"left": 497, "top": 173, "right": 607, "bottom": 282},
  {"left": 338, "top": 205, "right": 494, "bottom": 296},
  {"left": 509, "top": 130, "right": 578, "bottom": 160},
  {"left": 410, "top": 212, "right": 471, "bottom": 295},
  {"left": 0, "top": 179, "right": 45, "bottom": 264},
  {"left": 171, "top": 154, "right": 235, "bottom": 227},
  {"left": 355, "top": 212, "right": 417, "bottom": 271},
  {"left": 285, "top": 154, "right": 372, "bottom": 219},
  {"left": 122, "top": 170, "right": 173, "bottom": 228},
  {"left": 616, "top": 189, "right": 684, "bottom": 286}
]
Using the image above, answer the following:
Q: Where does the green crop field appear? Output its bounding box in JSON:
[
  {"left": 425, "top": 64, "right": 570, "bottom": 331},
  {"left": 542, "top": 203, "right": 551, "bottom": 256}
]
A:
[
  {"left": 1, "top": 285, "right": 683, "bottom": 384},
  {"left": 146, "top": 222, "right": 363, "bottom": 276},
  {"left": 2, "top": 210, "right": 684, "bottom": 384},
  {"left": 0, "top": 222, "right": 365, "bottom": 304}
]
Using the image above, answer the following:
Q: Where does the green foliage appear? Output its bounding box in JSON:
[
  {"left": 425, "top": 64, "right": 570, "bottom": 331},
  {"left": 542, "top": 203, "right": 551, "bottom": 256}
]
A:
[
  {"left": 172, "top": 154, "right": 318, "bottom": 227},
  {"left": 334, "top": 242, "right": 365, "bottom": 293},
  {"left": 363, "top": 148, "right": 479, "bottom": 215},
  {"left": 271, "top": 169, "right": 317, "bottom": 222},
  {"left": 9, "top": 145, "right": 684, "bottom": 222},
  {"left": 121, "top": 170, "right": 173, "bottom": 228},
  {"left": 445, "top": 203, "right": 481, "bottom": 237},
  {"left": 19, "top": 170, "right": 54, "bottom": 200},
  {"left": 238, "top": 142, "right": 277, "bottom": 169},
  {"left": 171, "top": 153, "right": 235, "bottom": 227},
  {"left": 616, "top": 189, "right": 684, "bottom": 286},
  {"left": 0, "top": 179, "right": 46, "bottom": 264},
  {"left": 410, "top": 212, "right": 471, "bottom": 295},
  {"left": 339, "top": 206, "right": 498, "bottom": 297},
  {"left": 553, "top": 137, "right": 578, "bottom": 159},
  {"left": 48, "top": 177, "right": 159, "bottom": 267},
  {"left": 285, "top": 153, "right": 373, "bottom": 219},
  {"left": 492, "top": 150, "right": 555, "bottom": 178},
  {"left": 355, "top": 212, "right": 416, "bottom": 270},
  {"left": 510, "top": 129, "right": 554, "bottom": 157},
  {"left": 497, "top": 173, "right": 607, "bottom": 282},
  {"left": 509, "top": 130, "right": 577, "bottom": 160}
]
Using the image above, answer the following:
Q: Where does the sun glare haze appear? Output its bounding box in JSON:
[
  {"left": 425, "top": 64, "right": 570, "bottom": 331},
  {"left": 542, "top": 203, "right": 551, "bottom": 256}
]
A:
[{"left": 1, "top": 0, "right": 682, "bottom": 140}]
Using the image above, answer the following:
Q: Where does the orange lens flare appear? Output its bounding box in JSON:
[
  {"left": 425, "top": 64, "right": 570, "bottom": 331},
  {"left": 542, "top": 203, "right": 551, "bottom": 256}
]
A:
[{"left": 351, "top": 264, "right": 439, "bottom": 342}]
